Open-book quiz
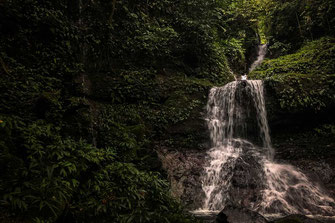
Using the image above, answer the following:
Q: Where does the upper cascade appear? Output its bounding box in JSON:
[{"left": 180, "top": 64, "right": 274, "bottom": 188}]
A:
[
  {"left": 249, "top": 44, "right": 267, "bottom": 73},
  {"left": 206, "top": 80, "right": 272, "bottom": 156}
]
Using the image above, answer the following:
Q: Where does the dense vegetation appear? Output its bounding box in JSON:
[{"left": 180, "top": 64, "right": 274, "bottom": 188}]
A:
[
  {"left": 0, "top": 0, "right": 334, "bottom": 222},
  {"left": 250, "top": 37, "right": 335, "bottom": 113},
  {"left": 250, "top": 1, "right": 335, "bottom": 203},
  {"left": 0, "top": 0, "right": 259, "bottom": 222},
  {"left": 261, "top": 0, "right": 335, "bottom": 56},
  {"left": 250, "top": 37, "right": 335, "bottom": 167}
]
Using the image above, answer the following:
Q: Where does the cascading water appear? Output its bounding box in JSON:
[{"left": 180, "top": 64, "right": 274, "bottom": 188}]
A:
[
  {"left": 196, "top": 80, "right": 335, "bottom": 218},
  {"left": 249, "top": 44, "right": 267, "bottom": 73}
]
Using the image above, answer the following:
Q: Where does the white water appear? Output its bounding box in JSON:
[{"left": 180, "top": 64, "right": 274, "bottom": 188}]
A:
[
  {"left": 206, "top": 81, "right": 271, "bottom": 152},
  {"left": 196, "top": 80, "right": 335, "bottom": 217},
  {"left": 260, "top": 161, "right": 335, "bottom": 216},
  {"left": 249, "top": 44, "right": 267, "bottom": 73}
]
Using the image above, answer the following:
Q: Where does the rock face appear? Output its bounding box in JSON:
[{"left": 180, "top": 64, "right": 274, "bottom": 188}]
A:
[
  {"left": 159, "top": 79, "right": 335, "bottom": 217},
  {"left": 202, "top": 139, "right": 266, "bottom": 210},
  {"left": 248, "top": 38, "right": 335, "bottom": 207},
  {"left": 226, "top": 142, "right": 265, "bottom": 208},
  {"left": 271, "top": 214, "right": 323, "bottom": 223},
  {"left": 158, "top": 141, "right": 267, "bottom": 211},
  {"left": 158, "top": 81, "right": 270, "bottom": 210},
  {"left": 232, "top": 81, "right": 266, "bottom": 147},
  {"left": 262, "top": 80, "right": 335, "bottom": 201},
  {"left": 157, "top": 148, "right": 207, "bottom": 209},
  {"left": 216, "top": 205, "right": 268, "bottom": 223}
]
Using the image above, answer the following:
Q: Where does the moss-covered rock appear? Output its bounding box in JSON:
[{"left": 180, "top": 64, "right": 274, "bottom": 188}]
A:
[
  {"left": 250, "top": 37, "right": 335, "bottom": 127},
  {"left": 250, "top": 37, "right": 335, "bottom": 201}
]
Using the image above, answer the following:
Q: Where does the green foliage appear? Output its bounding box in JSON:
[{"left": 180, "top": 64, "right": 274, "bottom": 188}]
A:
[
  {"left": 0, "top": 117, "right": 113, "bottom": 220},
  {"left": 74, "top": 162, "right": 195, "bottom": 223},
  {"left": 96, "top": 104, "right": 145, "bottom": 162},
  {"left": 0, "top": 117, "right": 195, "bottom": 222},
  {"left": 0, "top": 0, "right": 260, "bottom": 221},
  {"left": 254, "top": 37, "right": 335, "bottom": 77},
  {"left": 260, "top": 0, "right": 335, "bottom": 56},
  {"left": 250, "top": 37, "right": 335, "bottom": 112},
  {"left": 83, "top": 0, "right": 234, "bottom": 80},
  {"left": 0, "top": 0, "right": 207, "bottom": 221},
  {"left": 92, "top": 71, "right": 211, "bottom": 151},
  {"left": 84, "top": 0, "right": 262, "bottom": 76},
  {"left": 0, "top": 0, "right": 300, "bottom": 222},
  {"left": 314, "top": 124, "right": 335, "bottom": 138}
]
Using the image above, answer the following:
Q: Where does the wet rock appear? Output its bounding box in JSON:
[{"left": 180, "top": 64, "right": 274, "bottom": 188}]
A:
[
  {"left": 271, "top": 214, "right": 323, "bottom": 223},
  {"left": 219, "top": 140, "right": 266, "bottom": 209},
  {"left": 157, "top": 147, "right": 207, "bottom": 209},
  {"left": 234, "top": 81, "right": 266, "bottom": 147},
  {"left": 262, "top": 79, "right": 335, "bottom": 206},
  {"left": 216, "top": 211, "right": 228, "bottom": 223},
  {"left": 216, "top": 205, "right": 268, "bottom": 223}
]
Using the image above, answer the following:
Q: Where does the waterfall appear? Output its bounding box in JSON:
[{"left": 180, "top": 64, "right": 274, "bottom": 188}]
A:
[
  {"left": 196, "top": 80, "right": 335, "bottom": 218},
  {"left": 206, "top": 81, "right": 272, "bottom": 155},
  {"left": 249, "top": 44, "right": 267, "bottom": 73}
]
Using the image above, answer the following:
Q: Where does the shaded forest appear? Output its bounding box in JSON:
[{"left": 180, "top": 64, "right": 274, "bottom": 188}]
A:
[{"left": 0, "top": 0, "right": 334, "bottom": 222}]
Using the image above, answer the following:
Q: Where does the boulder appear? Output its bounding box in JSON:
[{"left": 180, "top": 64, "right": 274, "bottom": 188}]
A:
[
  {"left": 271, "top": 214, "right": 324, "bottom": 223},
  {"left": 216, "top": 205, "right": 268, "bottom": 223},
  {"left": 157, "top": 148, "right": 207, "bottom": 209}
]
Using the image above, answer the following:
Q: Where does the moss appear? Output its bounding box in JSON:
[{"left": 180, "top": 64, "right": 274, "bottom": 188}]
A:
[
  {"left": 249, "top": 37, "right": 335, "bottom": 192},
  {"left": 252, "top": 37, "right": 335, "bottom": 77},
  {"left": 88, "top": 67, "right": 218, "bottom": 147},
  {"left": 250, "top": 37, "right": 335, "bottom": 113}
]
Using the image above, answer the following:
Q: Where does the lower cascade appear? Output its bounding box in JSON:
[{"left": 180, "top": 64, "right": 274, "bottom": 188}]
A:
[{"left": 195, "top": 80, "right": 335, "bottom": 218}]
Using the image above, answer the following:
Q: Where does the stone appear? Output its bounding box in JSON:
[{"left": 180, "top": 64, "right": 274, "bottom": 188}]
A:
[
  {"left": 216, "top": 205, "right": 268, "bottom": 223},
  {"left": 157, "top": 148, "right": 207, "bottom": 209},
  {"left": 271, "top": 214, "right": 324, "bottom": 223}
]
